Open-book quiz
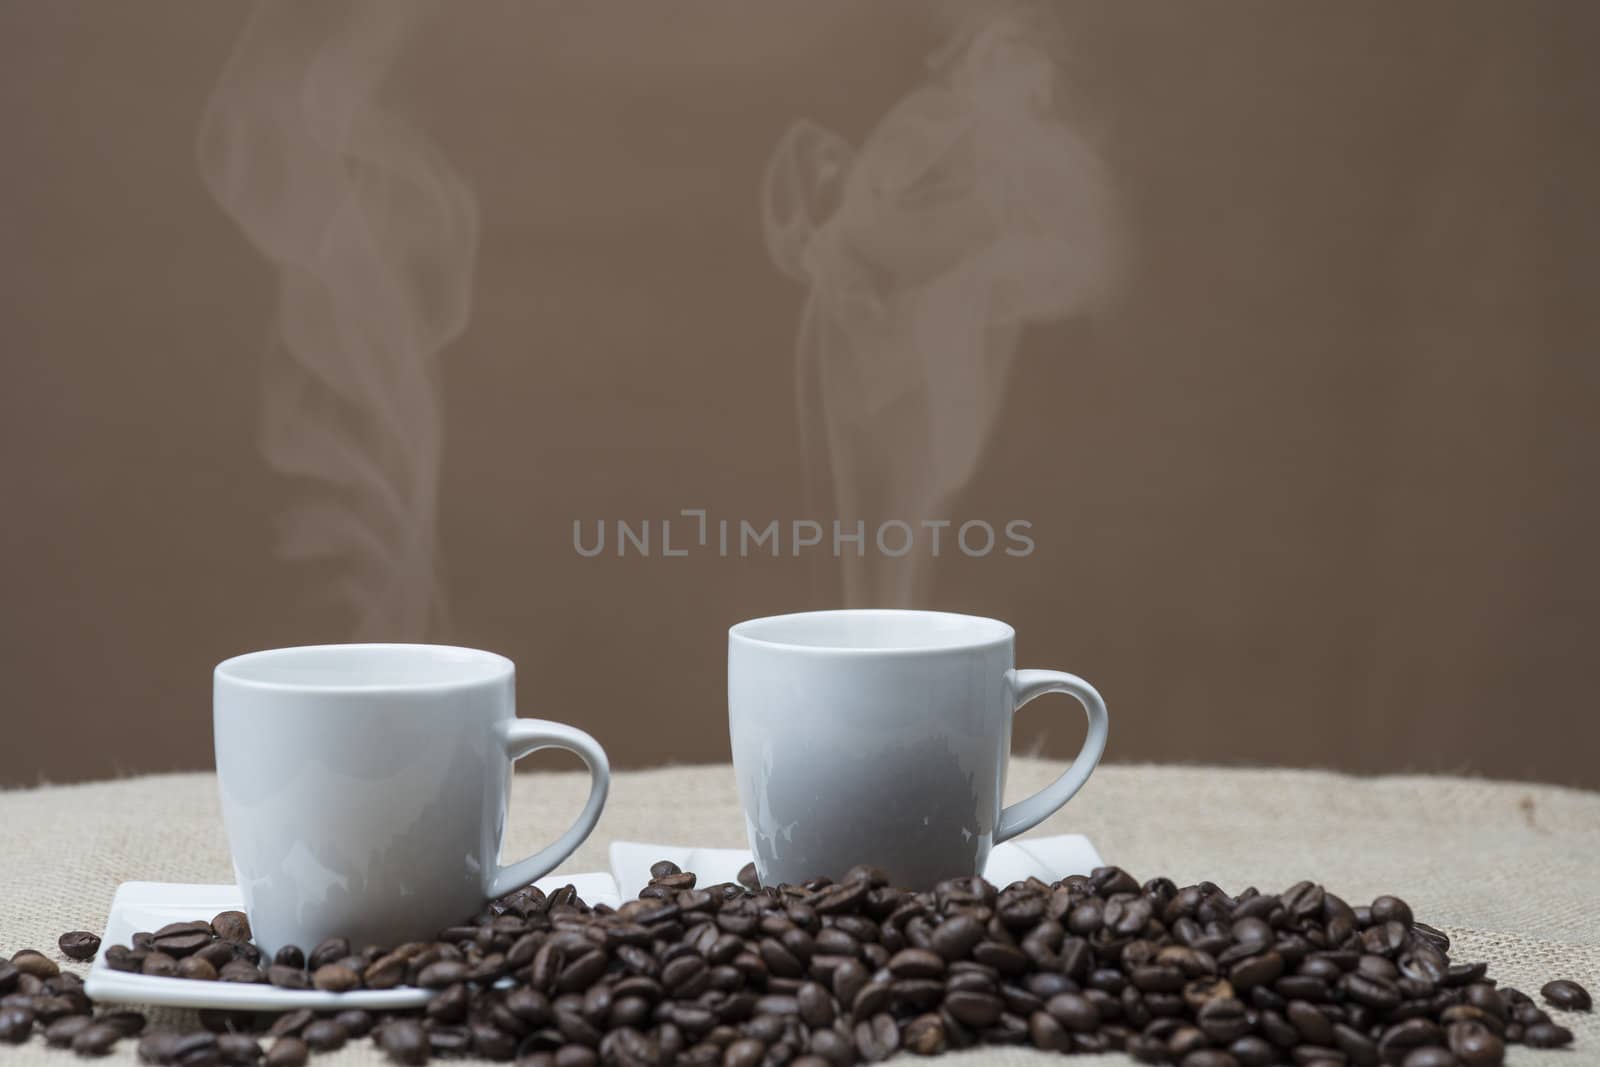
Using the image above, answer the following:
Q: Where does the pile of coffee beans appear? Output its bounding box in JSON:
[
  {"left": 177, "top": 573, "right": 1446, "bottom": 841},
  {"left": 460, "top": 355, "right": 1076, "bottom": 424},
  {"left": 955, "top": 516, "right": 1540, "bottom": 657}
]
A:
[{"left": 1, "top": 864, "right": 1589, "bottom": 1067}]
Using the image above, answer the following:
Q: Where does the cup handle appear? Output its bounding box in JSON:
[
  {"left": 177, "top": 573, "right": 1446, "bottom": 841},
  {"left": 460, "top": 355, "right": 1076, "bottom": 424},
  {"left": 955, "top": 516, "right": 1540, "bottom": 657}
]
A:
[
  {"left": 486, "top": 718, "right": 611, "bottom": 900},
  {"left": 994, "top": 670, "right": 1108, "bottom": 844}
]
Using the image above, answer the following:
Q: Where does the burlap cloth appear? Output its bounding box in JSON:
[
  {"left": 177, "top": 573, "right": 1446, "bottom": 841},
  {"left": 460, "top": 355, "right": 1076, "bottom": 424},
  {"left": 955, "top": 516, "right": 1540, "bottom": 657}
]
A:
[{"left": 2, "top": 761, "right": 1595, "bottom": 1065}]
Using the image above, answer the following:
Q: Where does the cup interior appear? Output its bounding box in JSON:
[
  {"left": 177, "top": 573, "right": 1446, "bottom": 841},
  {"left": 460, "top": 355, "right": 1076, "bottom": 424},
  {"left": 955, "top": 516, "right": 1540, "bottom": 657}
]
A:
[
  {"left": 215, "top": 643, "right": 512, "bottom": 691},
  {"left": 730, "top": 609, "right": 1013, "bottom": 653}
]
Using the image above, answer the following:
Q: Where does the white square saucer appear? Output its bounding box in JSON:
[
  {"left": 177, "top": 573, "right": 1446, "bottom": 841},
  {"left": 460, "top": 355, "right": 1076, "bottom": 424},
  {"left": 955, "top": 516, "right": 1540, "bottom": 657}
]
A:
[
  {"left": 606, "top": 835, "right": 1105, "bottom": 901},
  {"left": 85, "top": 834, "right": 1102, "bottom": 1011},
  {"left": 84, "top": 872, "right": 621, "bottom": 1011}
]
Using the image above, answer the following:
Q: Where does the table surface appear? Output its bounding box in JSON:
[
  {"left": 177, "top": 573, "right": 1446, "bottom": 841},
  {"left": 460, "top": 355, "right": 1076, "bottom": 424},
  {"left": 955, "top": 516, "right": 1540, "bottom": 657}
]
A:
[{"left": 2, "top": 760, "right": 1596, "bottom": 1065}]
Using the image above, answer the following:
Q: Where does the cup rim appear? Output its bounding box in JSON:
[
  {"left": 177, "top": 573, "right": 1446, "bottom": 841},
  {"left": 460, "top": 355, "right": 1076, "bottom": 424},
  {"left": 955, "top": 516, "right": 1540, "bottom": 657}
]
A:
[
  {"left": 214, "top": 643, "right": 514, "bottom": 693},
  {"left": 729, "top": 609, "right": 1014, "bottom": 655}
]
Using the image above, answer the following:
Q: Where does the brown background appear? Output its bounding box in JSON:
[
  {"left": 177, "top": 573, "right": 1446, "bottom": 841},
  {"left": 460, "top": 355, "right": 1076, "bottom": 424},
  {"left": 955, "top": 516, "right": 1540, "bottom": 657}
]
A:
[{"left": 3, "top": 1, "right": 1597, "bottom": 789}]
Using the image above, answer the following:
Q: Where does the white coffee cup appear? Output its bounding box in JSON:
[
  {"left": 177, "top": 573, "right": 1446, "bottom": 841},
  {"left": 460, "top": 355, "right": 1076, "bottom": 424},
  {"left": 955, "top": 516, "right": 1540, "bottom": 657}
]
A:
[
  {"left": 213, "top": 643, "right": 609, "bottom": 953},
  {"left": 728, "top": 609, "right": 1108, "bottom": 888}
]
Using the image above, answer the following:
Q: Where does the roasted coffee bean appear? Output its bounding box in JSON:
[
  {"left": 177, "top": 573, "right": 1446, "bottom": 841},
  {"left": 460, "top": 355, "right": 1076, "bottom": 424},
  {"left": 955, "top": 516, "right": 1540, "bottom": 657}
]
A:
[
  {"left": 1276, "top": 974, "right": 1328, "bottom": 1001},
  {"left": 1447, "top": 1019, "right": 1504, "bottom": 1065},
  {"left": 605, "top": 997, "right": 649, "bottom": 1030},
  {"left": 555, "top": 1007, "right": 601, "bottom": 1047},
  {"left": 1524, "top": 1021, "right": 1574, "bottom": 1048},
  {"left": 1509, "top": 1001, "right": 1545, "bottom": 1027},
  {"left": 1379, "top": 1017, "right": 1442, "bottom": 1058},
  {"left": 1043, "top": 991, "right": 1098, "bottom": 1033},
  {"left": 138, "top": 1031, "right": 182, "bottom": 1064},
  {"left": 155, "top": 932, "right": 213, "bottom": 957},
  {"left": 33, "top": 994, "right": 82, "bottom": 1022},
  {"left": 1228, "top": 1034, "right": 1277, "bottom": 1067},
  {"left": 1287, "top": 1000, "right": 1334, "bottom": 1045},
  {"left": 502, "top": 987, "right": 553, "bottom": 1026},
  {"left": 1541, "top": 979, "right": 1591, "bottom": 1011},
  {"left": 73, "top": 1021, "right": 124, "bottom": 1056},
  {"left": 469, "top": 1019, "right": 516, "bottom": 1061},
  {"left": 850, "top": 979, "right": 892, "bottom": 1020},
  {"left": 737, "top": 865, "right": 761, "bottom": 891},
  {"left": 216, "top": 1034, "right": 263, "bottom": 1066},
  {"left": 830, "top": 959, "right": 868, "bottom": 1009},
  {"left": 852, "top": 1014, "right": 898, "bottom": 1062},
  {"left": 312, "top": 963, "right": 360, "bottom": 992},
  {"left": 972, "top": 941, "right": 1029, "bottom": 976},
  {"left": 1026, "top": 1010, "right": 1071, "bottom": 1052},
  {"left": 261, "top": 1036, "right": 307, "bottom": 1067},
  {"left": 1024, "top": 973, "right": 1074, "bottom": 1002},
  {"left": 663, "top": 954, "right": 710, "bottom": 998},
  {"left": 376, "top": 1021, "right": 427, "bottom": 1066},
  {"left": 1345, "top": 972, "right": 1403, "bottom": 1011},
  {"left": 1370, "top": 896, "right": 1413, "bottom": 927},
  {"left": 14, "top": 950, "right": 61, "bottom": 979},
  {"left": 1127, "top": 1033, "right": 1168, "bottom": 1063},
  {"left": 1184, "top": 975, "right": 1234, "bottom": 1010},
  {"left": 1332, "top": 1022, "right": 1378, "bottom": 1065},
  {"left": 205, "top": 912, "right": 248, "bottom": 944},
  {"left": 793, "top": 982, "right": 834, "bottom": 1028},
  {"left": 997, "top": 893, "right": 1046, "bottom": 930},
  {"left": 725, "top": 1037, "right": 765, "bottom": 1067},
  {"left": 1461, "top": 981, "right": 1505, "bottom": 1020},
  {"left": 1087, "top": 967, "right": 1126, "bottom": 994},
  {"left": 265, "top": 965, "right": 308, "bottom": 990},
  {"left": 417, "top": 960, "right": 468, "bottom": 989},
  {"left": 1132, "top": 964, "right": 1186, "bottom": 993},
  {"left": 305, "top": 938, "right": 348, "bottom": 971},
  {"left": 1229, "top": 951, "right": 1285, "bottom": 990},
  {"left": 104, "top": 945, "right": 144, "bottom": 973},
  {"left": 58, "top": 932, "right": 101, "bottom": 961},
  {"left": 164, "top": 1032, "right": 218, "bottom": 1067},
  {"left": 217, "top": 961, "right": 263, "bottom": 984},
  {"left": 300, "top": 1021, "right": 346, "bottom": 1053},
  {"left": 194, "top": 942, "right": 235, "bottom": 970},
  {"left": 142, "top": 953, "right": 179, "bottom": 977},
  {"left": 532, "top": 943, "right": 572, "bottom": 991},
  {"left": 271, "top": 946, "right": 304, "bottom": 969},
  {"left": 557, "top": 950, "right": 607, "bottom": 994},
  {"left": 177, "top": 956, "right": 219, "bottom": 981},
  {"left": 945, "top": 989, "right": 1004, "bottom": 1029},
  {"left": 358, "top": 953, "right": 403, "bottom": 989},
  {"left": 887, "top": 948, "right": 943, "bottom": 980},
  {"left": 46, "top": 1013, "right": 94, "bottom": 1047},
  {"left": 426, "top": 983, "right": 469, "bottom": 1025},
  {"left": 1441, "top": 1003, "right": 1502, "bottom": 1035},
  {"left": 1197, "top": 996, "right": 1251, "bottom": 1043},
  {"left": 0, "top": 1005, "right": 34, "bottom": 1043},
  {"left": 425, "top": 1026, "right": 471, "bottom": 1055}
]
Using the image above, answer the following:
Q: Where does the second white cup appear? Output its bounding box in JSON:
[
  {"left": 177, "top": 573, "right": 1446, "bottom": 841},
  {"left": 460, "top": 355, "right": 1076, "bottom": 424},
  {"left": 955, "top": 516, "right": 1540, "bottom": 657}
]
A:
[{"left": 729, "top": 609, "right": 1108, "bottom": 889}]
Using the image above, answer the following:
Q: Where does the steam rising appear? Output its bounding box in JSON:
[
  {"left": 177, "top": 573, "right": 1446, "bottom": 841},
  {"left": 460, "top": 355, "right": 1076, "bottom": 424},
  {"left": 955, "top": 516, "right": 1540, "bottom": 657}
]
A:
[
  {"left": 199, "top": 0, "right": 477, "bottom": 639},
  {"left": 763, "top": 3, "right": 1120, "bottom": 605}
]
